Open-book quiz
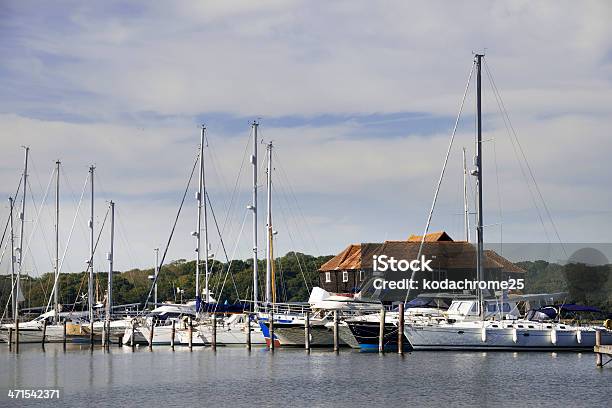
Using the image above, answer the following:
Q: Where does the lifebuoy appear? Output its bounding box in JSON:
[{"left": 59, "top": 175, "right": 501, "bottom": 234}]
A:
[{"left": 604, "top": 319, "right": 612, "bottom": 330}]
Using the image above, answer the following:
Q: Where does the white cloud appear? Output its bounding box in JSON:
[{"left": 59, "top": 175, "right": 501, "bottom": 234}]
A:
[{"left": 1, "top": 1, "right": 611, "bottom": 275}]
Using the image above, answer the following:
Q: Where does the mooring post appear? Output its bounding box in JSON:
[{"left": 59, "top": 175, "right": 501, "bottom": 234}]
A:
[
  {"left": 148, "top": 323, "right": 154, "bottom": 350},
  {"left": 189, "top": 317, "right": 193, "bottom": 350},
  {"left": 42, "top": 320, "right": 48, "bottom": 347},
  {"left": 170, "top": 320, "right": 175, "bottom": 350},
  {"left": 305, "top": 311, "right": 311, "bottom": 351},
  {"left": 8, "top": 327, "right": 13, "bottom": 350},
  {"left": 15, "top": 319, "right": 20, "bottom": 353},
  {"left": 212, "top": 314, "right": 217, "bottom": 350},
  {"left": 398, "top": 303, "right": 404, "bottom": 355},
  {"left": 378, "top": 308, "right": 386, "bottom": 353},
  {"left": 131, "top": 320, "right": 136, "bottom": 349},
  {"left": 90, "top": 320, "right": 94, "bottom": 347},
  {"left": 269, "top": 311, "right": 275, "bottom": 351},
  {"left": 101, "top": 321, "right": 106, "bottom": 348},
  {"left": 596, "top": 330, "right": 602, "bottom": 367},
  {"left": 63, "top": 320, "right": 67, "bottom": 349},
  {"left": 333, "top": 310, "right": 339, "bottom": 352},
  {"left": 245, "top": 313, "right": 252, "bottom": 350},
  {"left": 107, "top": 321, "right": 112, "bottom": 348}
]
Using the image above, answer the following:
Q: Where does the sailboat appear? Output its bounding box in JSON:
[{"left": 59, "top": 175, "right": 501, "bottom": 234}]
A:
[
  {"left": 193, "top": 123, "right": 266, "bottom": 346},
  {"left": 0, "top": 147, "right": 45, "bottom": 344},
  {"left": 403, "top": 54, "right": 612, "bottom": 350}
]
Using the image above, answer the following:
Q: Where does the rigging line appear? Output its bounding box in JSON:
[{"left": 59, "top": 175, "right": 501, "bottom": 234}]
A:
[
  {"left": 44, "top": 172, "right": 88, "bottom": 313},
  {"left": 271, "top": 182, "right": 311, "bottom": 292},
  {"left": 60, "top": 167, "right": 91, "bottom": 251},
  {"left": 141, "top": 152, "right": 200, "bottom": 313},
  {"left": 20, "top": 169, "right": 54, "bottom": 278},
  {"left": 483, "top": 62, "right": 553, "bottom": 246},
  {"left": 211, "top": 209, "right": 249, "bottom": 312},
  {"left": 115, "top": 208, "right": 139, "bottom": 270},
  {"left": 217, "top": 132, "right": 251, "bottom": 248},
  {"left": 270, "top": 151, "right": 313, "bottom": 276},
  {"left": 492, "top": 138, "right": 504, "bottom": 255},
  {"left": 484, "top": 60, "right": 565, "bottom": 256},
  {"left": 405, "top": 60, "right": 475, "bottom": 304},
  {"left": 205, "top": 192, "right": 240, "bottom": 301},
  {"left": 0, "top": 176, "right": 25, "bottom": 257},
  {"left": 273, "top": 150, "right": 321, "bottom": 255}
]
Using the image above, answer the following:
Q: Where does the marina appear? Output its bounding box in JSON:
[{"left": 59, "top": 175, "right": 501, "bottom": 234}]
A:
[
  {"left": 1, "top": 344, "right": 610, "bottom": 407},
  {"left": 2, "top": 2, "right": 612, "bottom": 407}
]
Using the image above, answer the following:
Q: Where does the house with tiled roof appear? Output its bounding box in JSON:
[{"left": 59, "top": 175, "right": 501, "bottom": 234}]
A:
[{"left": 318, "top": 231, "right": 525, "bottom": 295}]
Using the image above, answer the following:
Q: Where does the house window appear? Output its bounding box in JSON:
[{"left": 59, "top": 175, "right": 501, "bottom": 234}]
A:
[
  {"left": 342, "top": 271, "right": 349, "bottom": 282},
  {"left": 325, "top": 272, "right": 331, "bottom": 283}
]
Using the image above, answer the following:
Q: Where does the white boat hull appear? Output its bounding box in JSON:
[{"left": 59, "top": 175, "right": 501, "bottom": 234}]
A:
[{"left": 405, "top": 321, "right": 612, "bottom": 350}]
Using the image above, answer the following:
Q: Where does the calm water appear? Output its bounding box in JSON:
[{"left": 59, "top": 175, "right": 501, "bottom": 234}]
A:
[{"left": 0, "top": 344, "right": 610, "bottom": 407}]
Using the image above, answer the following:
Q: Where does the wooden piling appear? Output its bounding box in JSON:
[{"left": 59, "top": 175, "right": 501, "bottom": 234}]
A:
[
  {"left": 89, "top": 320, "right": 94, "bottom": 347},
  {"left": 269, "top": 312, "right": 275, "bottom": 351},
  {"left": 101, "top": 322, "right": 106, "bottom": 348},
  {"left": 188, "top": 317, "right": 193, "bottom": 350},
  {"left": 42, "top": 320, "right": 47, "bottom": 346},
  {"left": 596, "top": 330, "right": 602, "bottom": 367},
  {"left": 245, "top": 313, "right": 251, "bottom": 350},
  {"left": 378, "top": 308, "right": 385, "bottom": 353},
  {"left": 398, "top": 303, "right": 404, "bottom": 355},
  {"left": 15, "top": 319, "right": 19, "bottom": 353},
  {"left": 333, "top": 310, "right": 339, "bottom": 352},
  {"left": 212, "top": 314, "right": 217, "bottom": 350},
  {"left": 148, "top": 323, "right": 154, "bottom": 350},
  {"left": 304, "top": 312, "right": 310, "bottom": 351},
  {"left": 170, "top": 320, "right": 175, "bottom": 350},
  {"left": 131, "top": 320, "right": 136, "bottom": 349},
  {"left": 63, "top": 320, "right": 67, "bottom": 348},
  {"left": 8, "top": 327, "right": 13, "bottom": 350}
]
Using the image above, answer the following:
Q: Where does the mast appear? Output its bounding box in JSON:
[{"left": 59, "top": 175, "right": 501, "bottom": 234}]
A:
[
  {"left": 265, "top": 142, "right": 273, "bottom": 304},
  {"left": 195, "top": 126, "right": 204, "bottom": 311},
  {"left": 250, "top": 121, "right": 259, "bottom": 311},
  {"left": 202, "top": 126, "right": 210, "bottom": 305},
  {"left": 88, "top": 165, "right": 95, "bottom": 322},
  {"left": 9, "top": 197, "right": 15, "bottom": 320},
  {"left": 474, "top": 54, "right": 485, "bottom": 318},
  {"left": 462, "top": 148, "right": 470, "bottom": 243},
  {"left": 54, "top": 160, "right": 61, "bottom": 324},
  {"left": 106, "top": 201, "right": 114, "bottom": 324},
  {"left": 154, "top": 248, "right": 159, "bottom": 306},
  {"left": 15, "top": 146, "right": 29, "bottom": 320}
]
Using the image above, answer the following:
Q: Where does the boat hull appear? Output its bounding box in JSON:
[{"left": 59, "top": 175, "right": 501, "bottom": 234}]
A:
[{"left": 405, "top": 323, "right": 612, "bottom": 350}]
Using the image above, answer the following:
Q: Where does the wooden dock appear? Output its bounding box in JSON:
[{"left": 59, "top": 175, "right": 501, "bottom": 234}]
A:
[{"left": 595, "top": 331, "right": 611, "bottom": 367}]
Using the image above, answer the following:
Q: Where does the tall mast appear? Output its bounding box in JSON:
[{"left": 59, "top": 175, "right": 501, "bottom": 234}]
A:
[
  {"left": 462, "top": 148, "right": 470, "bottom": 242},
  {"left": 106, "top": 201, "right": 114, "bottom": 323},
  {"left": 202, "top": 126, "right": 210, "bottom": 305},
  {"left": 88, "top": 165, "right": 95, "bottom": 322},
  {"left": 15, "top": 146, "right": 29, "bottom": 320},
  {"left": 265, "top": 142, "right": 273, "bottom": 304},
  {"left": 9, "top": 197, "right": 15, "bottom": 320},
  {"left": 154, "top": 248, "right": 159, "bottom": 306},
  {"left": 250, "top": 121, "right": 259, "bottom": 311},
  {"left": 193, "top": 125, "right": 211, "bottom": 309},
  {"left": 475, "top": 54, "right": 485, "bottom": 318},
  {"left": 54, "top": 160, "right": 61, "bottom": 324}
]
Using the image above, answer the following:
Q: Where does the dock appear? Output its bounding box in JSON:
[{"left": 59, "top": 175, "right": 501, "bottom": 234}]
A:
[{"left": 595, "top": 330, "right": 612, "bottom": 367}]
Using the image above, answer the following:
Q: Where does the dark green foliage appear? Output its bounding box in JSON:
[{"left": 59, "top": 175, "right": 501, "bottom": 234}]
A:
[
  {"left": 1, "top": 253, "right": 334, "bottom": 313},
  {"left": 517, "top": 260, "right": 611, "bottom": 310}
]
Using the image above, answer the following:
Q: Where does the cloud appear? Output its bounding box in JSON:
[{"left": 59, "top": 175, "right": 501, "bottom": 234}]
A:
[{"left": 0, "top": 1, "right": 611, "bottom": 275}]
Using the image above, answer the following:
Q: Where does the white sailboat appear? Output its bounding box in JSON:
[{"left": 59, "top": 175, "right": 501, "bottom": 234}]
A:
[
  {"left": 0, "top": 147, "right": 45, "bottom": 344},
  {"left": 403, "top": 54, "right": 612, "bottom": 351}
]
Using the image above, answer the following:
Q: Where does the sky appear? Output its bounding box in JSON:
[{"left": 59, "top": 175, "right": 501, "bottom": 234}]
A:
[{"left": 0, "top": 1, "right": 611, "bottom": 277}]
